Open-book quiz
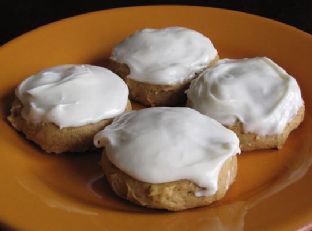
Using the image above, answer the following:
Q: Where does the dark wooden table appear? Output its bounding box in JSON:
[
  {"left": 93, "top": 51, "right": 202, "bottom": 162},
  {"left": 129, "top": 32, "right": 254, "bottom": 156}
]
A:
[{"left": 0, "top": 0, "right": 311, "bottom": 45}]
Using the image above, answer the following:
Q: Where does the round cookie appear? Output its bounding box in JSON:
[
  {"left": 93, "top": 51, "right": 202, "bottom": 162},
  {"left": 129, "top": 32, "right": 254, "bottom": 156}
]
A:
[
  {"left": 187, "top": 57, "right": 304, "bottom": 151},
  {"left": 101, "top": 154, "right": 237, "bottom": 211},
  {"left": 227, "top": 106, "right": 304, "bottom": 151},
  {"left": 8, "top": 99, "right": 131, "bottom": 153},
  {"left": 105, "top": 27, "right": 219, "bottom": 106},
  {"left": 94, "top": 107, "right": 240, "bottom": 211},
  {"left": 8, "top": 64, "right": 130, "bottom": 154}
]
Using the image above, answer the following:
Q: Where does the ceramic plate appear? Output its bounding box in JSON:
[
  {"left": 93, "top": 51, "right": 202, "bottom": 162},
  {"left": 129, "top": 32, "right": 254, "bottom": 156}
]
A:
[{"left": 0, "top": 6, "right": 312, "bottom": 231}]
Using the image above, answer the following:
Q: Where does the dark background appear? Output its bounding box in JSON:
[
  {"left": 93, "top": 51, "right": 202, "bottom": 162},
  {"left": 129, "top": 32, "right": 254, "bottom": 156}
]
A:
[{"left": 0, "top": 0, "right": 311, "bottom": 45}]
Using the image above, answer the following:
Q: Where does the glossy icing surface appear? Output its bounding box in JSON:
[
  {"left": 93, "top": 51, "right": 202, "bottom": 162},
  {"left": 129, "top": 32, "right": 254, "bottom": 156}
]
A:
[
  {"left": 112, "top": 27, "right": 218, "bottom": 85},
  {"left": 16, "top": 64, "right": 129, "bottom": 128},
  {"left": 187, "top": 57, "right": 303, "bottom": 135}
]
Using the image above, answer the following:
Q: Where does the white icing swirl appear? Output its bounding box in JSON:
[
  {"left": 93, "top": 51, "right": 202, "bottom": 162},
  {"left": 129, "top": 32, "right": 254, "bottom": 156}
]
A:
[
  {"left": 187, "top": 57, "right": 303, "bottom": 136},
  {"left": 94, "top": 107, "right": 240, "bottom": 196},
  {"left": 16, "top": 64, "right": 129, "bottom": 128},
  {"left": 111, "top": 27, "right": 218, "bottom": 85}
]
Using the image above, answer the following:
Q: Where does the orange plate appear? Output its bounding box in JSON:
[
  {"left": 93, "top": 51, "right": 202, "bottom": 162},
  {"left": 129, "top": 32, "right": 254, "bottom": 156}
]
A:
[{"left": 0, "top": 6, "right": 312, "bottom": 231}]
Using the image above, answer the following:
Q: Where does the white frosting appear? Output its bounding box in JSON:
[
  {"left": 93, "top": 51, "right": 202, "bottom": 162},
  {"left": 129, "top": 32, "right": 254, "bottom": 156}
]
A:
[
  {"left": 16, "top": 64, "right": 129, "bottom": 128},
  {"left": 187, "top": 57, "right": 303, "bottom": 136},
  {"left": 94, "top": 107, "right": 240, "bottom": 196},
  {"left": 111, "top": 27, "right": 218, "bottom": 85}
]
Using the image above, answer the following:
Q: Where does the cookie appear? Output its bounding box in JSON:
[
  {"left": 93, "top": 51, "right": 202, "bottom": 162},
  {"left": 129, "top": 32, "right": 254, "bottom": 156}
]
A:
[
  {"left": 101, "top": 153, "right": 237, "bottom": 211},
  {"left": 94, "top": 107, "right": 240, "bottom": 210},
  {"left": 106, "top": 27, "right": 219, "bottom": 106},
  {"left": 187, "top": 57, "right": 304, "bottom": 151},
  {"left": 8, "top": 64, "right": 130, "bottom": 153}
]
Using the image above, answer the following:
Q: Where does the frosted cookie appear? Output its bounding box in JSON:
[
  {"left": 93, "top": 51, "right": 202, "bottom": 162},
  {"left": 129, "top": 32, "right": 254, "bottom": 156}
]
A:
[
  {"left": 94, "top": 107, "right": 240, "bottom": 211},
  {"left": 8, "top": 64, "right": 131, "bottom": 154},
  {"left": 187, "top": 57, "right": 304, "bottom": 151},
  {"left": 105, "top": 27, "right": 218, "bottom": 106}
]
